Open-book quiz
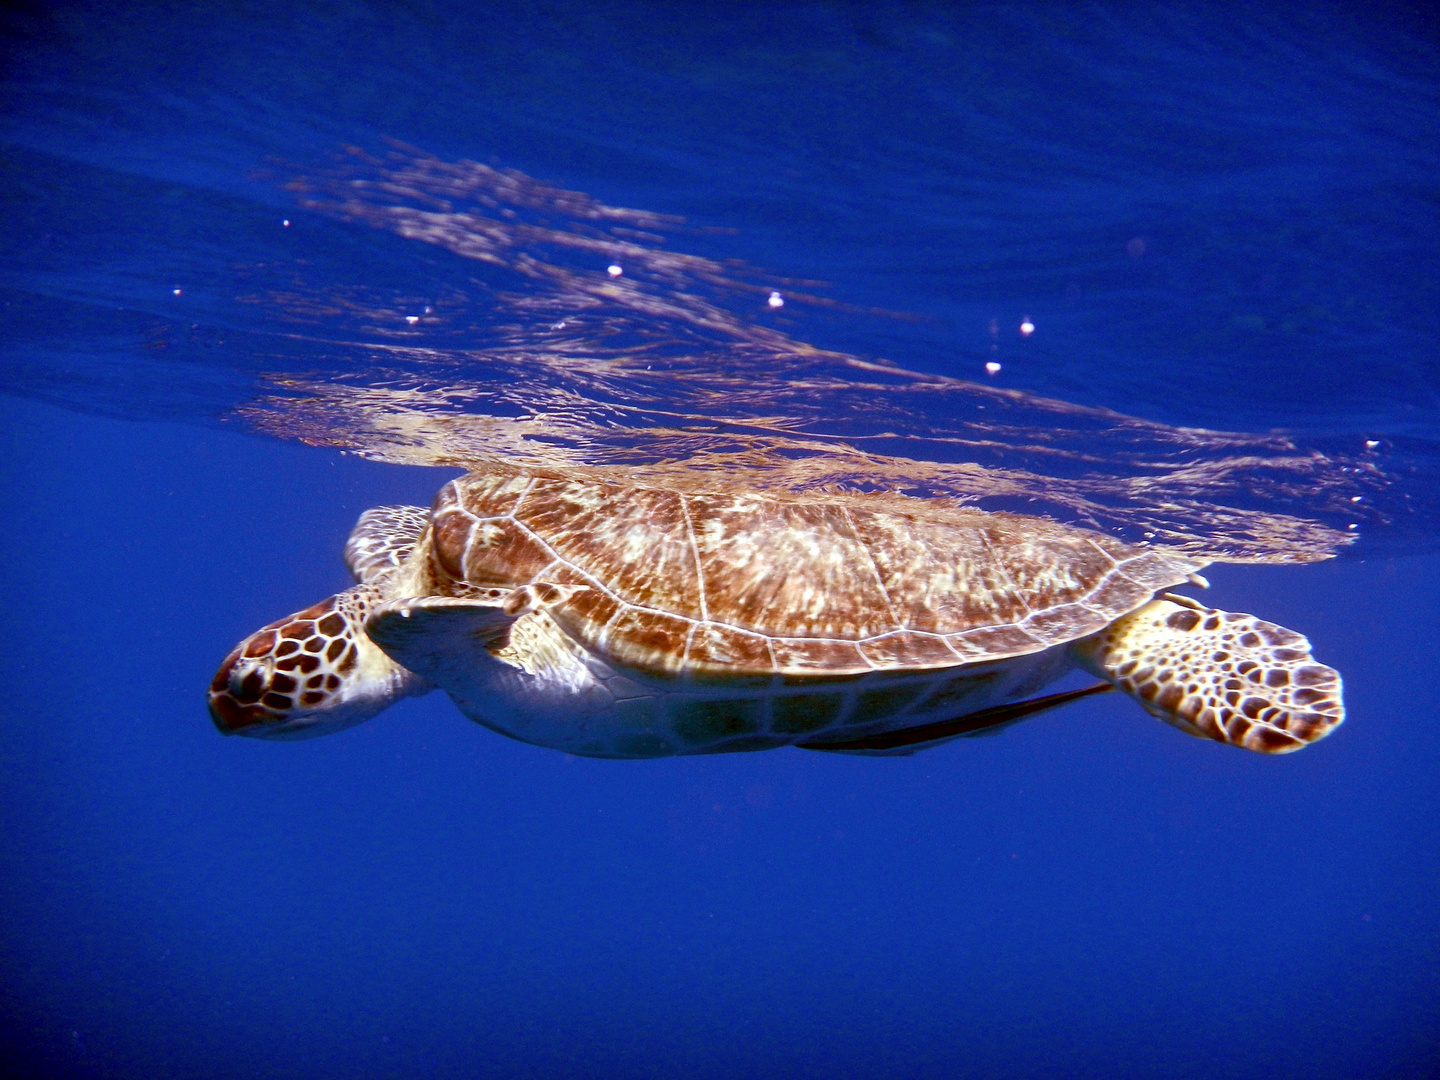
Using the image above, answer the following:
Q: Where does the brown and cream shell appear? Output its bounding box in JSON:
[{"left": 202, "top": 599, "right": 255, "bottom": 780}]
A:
[{"left": 424, "top": 469, "right": 1207, "bottom": 680}]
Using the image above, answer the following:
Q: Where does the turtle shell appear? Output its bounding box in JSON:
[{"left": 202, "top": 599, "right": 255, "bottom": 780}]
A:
[{"left": 427, "top": 470, "right": 1207, "bottom": 679}]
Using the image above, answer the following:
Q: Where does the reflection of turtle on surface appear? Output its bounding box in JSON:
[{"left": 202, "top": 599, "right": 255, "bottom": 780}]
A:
[{"left": 210, "top": 469, "right": 1344, "bottom": 757}]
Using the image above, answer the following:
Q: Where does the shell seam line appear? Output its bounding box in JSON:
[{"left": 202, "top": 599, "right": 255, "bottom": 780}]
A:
[
  {"left": 1084, "top": 538, "right": 1122, "bottom": 569},
  {"left": 763, "top": 637, "right": 779, "bottom": 672},
  {"left": 677, "top": 494, "right": 710, "bottom": 623},
  {"left": 977, "top": 531, "right": 1032, "bottom": 616},
  {"left": 510, "top": 477, "right": 538, "bottom": 518},
  {"left": 457, "top": 508, "right": 484, "bottom": 583},
  {"left": 1109, "top": 549, "right": 1174, "bottom": 594},
  {"left": 841, "top": 506, "right": 902, "bottom": 632},
  {"left": 940, "top": 636, "right": 970, "bottom": 661}
]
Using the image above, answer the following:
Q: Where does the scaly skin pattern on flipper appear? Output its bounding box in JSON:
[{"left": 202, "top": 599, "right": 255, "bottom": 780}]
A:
[
  {"left": 343, "top": 505, "right": 430, "bottom": 584},
  {"left": 209, "top": 583, "right": 422, "bottom": 739},
  {"left": 1072, "top": 596, "right": 1344, "bottom": 753}
]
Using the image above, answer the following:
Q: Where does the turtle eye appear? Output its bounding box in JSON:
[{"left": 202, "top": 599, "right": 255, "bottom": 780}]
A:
[{"left": 226, "top": 655, "right": 272, "bottom": 700}]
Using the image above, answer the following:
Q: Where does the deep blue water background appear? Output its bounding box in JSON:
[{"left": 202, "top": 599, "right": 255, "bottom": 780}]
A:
[{"left": 2, "top": 3, "right": 1439, "bottom": 1078}]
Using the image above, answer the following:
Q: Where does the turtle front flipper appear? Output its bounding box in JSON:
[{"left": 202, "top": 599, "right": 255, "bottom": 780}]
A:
[
  {"left": 1071, "top": 596, "right": 1344, "bottom": 753},
  {"left": 365, "top": 593, "right": 522, "bottom": 687},
  {"left": 209, "top": 584, "right": 429, "bottom": 740},
  {"left": 344, "top": 505, "right": 430, "bottom": 583},
  {"left": 365, "top": 584, "right": 582, "bottom": 685}
]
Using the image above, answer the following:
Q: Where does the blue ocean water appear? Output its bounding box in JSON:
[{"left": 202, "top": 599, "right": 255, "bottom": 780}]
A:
[{"left": 2, "top": 2, "right": 1438, "bottom": 1077}]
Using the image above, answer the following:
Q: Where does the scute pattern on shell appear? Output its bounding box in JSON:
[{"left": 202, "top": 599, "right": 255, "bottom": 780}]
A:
[{"left": 428, "top": 469, "right": 1208, "bottom": 678}]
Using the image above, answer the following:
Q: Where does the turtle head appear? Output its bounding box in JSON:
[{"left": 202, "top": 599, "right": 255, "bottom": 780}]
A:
[{"left": 209, "top": 585, "right": 428, "bottom": 740}]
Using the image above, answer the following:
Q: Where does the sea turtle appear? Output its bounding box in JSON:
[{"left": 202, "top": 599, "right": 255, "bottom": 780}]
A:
[{"left": 209, "top": 468, "right": 1344, "bottom": 757}]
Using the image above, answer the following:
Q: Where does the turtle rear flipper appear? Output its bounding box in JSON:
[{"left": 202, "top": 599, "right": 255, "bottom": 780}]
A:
[{"left": 1072, "top": 596, "right": 1344, "bottom": 753}]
